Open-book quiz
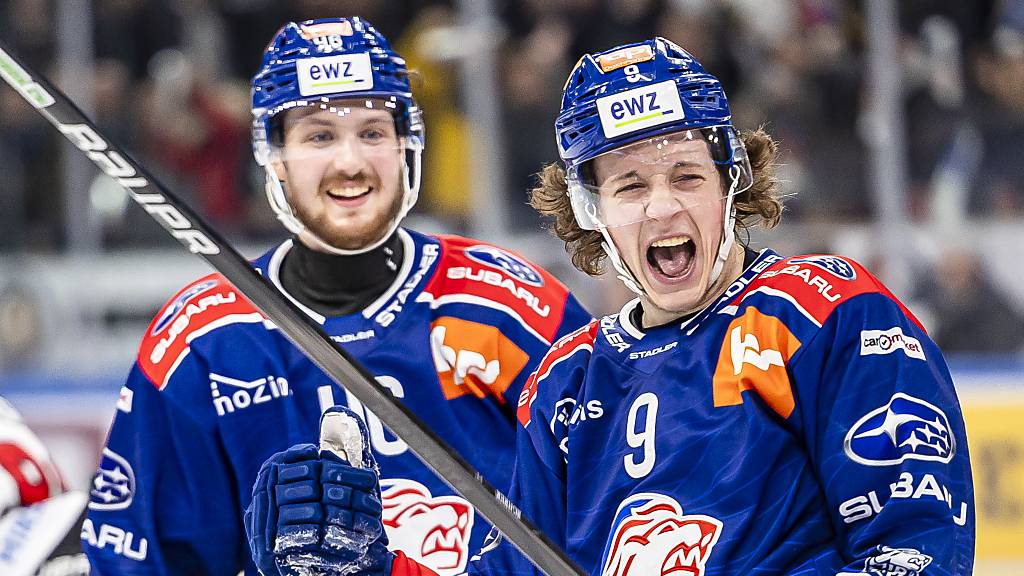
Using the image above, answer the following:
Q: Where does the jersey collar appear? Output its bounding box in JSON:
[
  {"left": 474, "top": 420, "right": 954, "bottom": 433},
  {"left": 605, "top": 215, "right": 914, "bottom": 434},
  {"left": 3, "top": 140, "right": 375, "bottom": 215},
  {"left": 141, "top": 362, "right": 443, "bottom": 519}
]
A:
[{"left": 264, "top": 229, "right": 417, "bottom": 324}]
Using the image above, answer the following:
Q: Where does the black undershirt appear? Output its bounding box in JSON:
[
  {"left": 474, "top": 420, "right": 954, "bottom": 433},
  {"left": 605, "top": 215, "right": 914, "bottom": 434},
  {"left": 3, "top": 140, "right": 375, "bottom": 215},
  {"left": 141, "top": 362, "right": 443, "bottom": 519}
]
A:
[
  {"left": 632, "top": 246, "right": 761, "bottom": 330},
  {"left": 279, "top": 233, "right": 404, "bottom": 317}
]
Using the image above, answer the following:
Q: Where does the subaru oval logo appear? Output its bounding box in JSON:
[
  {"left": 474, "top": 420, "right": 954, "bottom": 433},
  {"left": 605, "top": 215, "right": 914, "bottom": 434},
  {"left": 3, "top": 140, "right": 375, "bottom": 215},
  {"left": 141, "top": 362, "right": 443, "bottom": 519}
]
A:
[
  {"left": 844, "top": 393, "right": 955, "bottom": 466},
  {"left": 789, "top": 256, "right": 857, "bottom": 281},
  {"left": 151, "top": 280, "right": 218, "bottom": 335},
  {"left": 465, "top": 246, "right": 544, "bottom": 287},
  {"left": 89, "top": 448, "right": 135, "bottom": 511}
]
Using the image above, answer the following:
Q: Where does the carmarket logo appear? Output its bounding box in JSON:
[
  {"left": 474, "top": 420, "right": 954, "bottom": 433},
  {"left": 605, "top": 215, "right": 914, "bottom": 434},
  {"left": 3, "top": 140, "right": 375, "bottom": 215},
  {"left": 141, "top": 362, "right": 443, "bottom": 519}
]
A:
[{"left": 860, "top": 327, "right": 925, "bottom": 361}]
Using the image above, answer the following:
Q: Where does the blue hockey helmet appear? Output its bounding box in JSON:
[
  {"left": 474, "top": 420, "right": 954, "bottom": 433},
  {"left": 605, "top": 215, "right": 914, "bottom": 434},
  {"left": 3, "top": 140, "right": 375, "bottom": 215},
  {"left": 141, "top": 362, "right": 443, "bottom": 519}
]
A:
[
  {"left": 556, "top": 37, "right": 743, "bottom": 172},
  {"left": 251, "top": 17, "right": 424, "bottom": 254},
  {"left": 555, "top": 38, "right": 753, "bottom": 292}
]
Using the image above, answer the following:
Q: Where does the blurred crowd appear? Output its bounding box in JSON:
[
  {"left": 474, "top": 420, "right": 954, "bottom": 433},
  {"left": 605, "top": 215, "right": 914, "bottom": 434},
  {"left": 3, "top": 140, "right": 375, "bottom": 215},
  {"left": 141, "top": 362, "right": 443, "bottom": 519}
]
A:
[{"left": 1, "top": 0, "right": 1024, "bottom": 355}]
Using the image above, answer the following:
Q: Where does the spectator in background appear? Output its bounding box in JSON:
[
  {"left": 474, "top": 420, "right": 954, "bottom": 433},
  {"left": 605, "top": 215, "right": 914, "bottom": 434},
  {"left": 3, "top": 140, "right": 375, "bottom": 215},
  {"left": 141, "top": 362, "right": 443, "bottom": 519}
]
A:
[
  {"left": 396, "top": 4, "right": 474, "bottom": 230},
  {"left": 0, "top": 0, "right": 62, "bottom": 250},
  {"left": 140, "top": 48, "right": 250, "bottom": 231},
  {"left": 0, "top": 89, "right": 59, "bottom": 249},
  {"left": 921, "top": 249, "right": 1024, "bottom": 354},
  {"left": 501, "top": 14, "right": 574, "bottom": 230},
  {"left": 93, "top": 0, "right": 181, "bottom": 80},
  {"left": 3, "top": 0, "right": 54, "bottom": 70},
  {"left": 971, "top": 24, "right": 1024, "bottom": 216}
]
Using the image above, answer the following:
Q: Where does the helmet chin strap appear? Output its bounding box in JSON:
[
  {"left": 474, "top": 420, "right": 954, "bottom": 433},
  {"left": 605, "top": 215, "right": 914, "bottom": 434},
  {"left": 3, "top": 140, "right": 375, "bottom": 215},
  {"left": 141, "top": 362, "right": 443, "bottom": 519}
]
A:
[
  {"left": 601, "top": 163, "right": 743, "bottom": 298},
  {"left": 599, "top": 227, "right": 645, "bottom": 296},
  {"left": 264, "top": 139, "right": 422, "bottom": 256},
  {"left": 708, "top": 164, "right": 742, "bottom": 284}
]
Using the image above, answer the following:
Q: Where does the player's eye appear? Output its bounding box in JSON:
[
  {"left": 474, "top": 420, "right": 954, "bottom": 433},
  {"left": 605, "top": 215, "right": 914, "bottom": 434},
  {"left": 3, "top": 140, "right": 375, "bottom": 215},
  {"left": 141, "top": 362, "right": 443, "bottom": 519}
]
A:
[
  {"left": 304, "top": 130, "right": 334, "bottom": 145},
  {"left": 361, "top": 126, "right": 395, "bottom": 143},
  {"left": 613, "top": 182, "right": 646, "bottom": 197},
  {"left": 671, "top": 173, "right": 704, "bottom": 186}
]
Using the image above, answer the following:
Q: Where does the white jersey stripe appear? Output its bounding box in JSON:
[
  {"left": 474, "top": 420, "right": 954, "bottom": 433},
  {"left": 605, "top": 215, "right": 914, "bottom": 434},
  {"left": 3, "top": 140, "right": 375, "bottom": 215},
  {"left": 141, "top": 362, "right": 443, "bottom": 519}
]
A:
[
  {"left": 415, "top": 292, "right": 551, "bottom": 347},
  {"left": 535, "top": 342, "right": 593, "bottom": 385},
  {"left": 719, "top": 286, "right": 823, "bottom": 328},
  {"left": 160, "top": 313, "right": 269, "bottom": 389}
]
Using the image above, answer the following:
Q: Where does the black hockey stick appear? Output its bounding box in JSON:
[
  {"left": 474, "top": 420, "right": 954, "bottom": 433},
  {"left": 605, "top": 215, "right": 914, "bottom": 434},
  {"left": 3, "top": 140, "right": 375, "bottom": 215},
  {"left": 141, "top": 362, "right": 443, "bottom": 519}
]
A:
[{"left": 0, "top": 42, "right": 584, "bottom": 576}]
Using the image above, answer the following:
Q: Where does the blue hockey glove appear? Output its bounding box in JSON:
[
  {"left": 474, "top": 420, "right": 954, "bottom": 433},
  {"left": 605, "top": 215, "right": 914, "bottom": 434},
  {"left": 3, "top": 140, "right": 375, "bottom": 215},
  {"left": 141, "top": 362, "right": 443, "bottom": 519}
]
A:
[{"left": 245, "top": 406, "right": 395, "bottom": 575}]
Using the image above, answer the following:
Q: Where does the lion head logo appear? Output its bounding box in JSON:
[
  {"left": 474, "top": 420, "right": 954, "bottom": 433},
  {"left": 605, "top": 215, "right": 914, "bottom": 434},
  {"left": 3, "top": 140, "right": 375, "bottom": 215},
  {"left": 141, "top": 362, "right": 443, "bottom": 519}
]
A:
[
  {"left": 600, "top": 493, "right": 722, "bottom": 576},
  {"left": 864, "top": 545, "right": 933, "bottom": 576},
  {"left": 380, "top": 479, "right": 474, "bottom": 576}
]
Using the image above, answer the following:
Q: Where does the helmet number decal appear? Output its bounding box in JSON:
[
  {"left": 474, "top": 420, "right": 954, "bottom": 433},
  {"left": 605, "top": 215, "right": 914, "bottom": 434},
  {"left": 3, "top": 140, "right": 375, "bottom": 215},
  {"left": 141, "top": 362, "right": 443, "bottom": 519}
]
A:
[{"left": 623, "top": 65, "right": 646, "bottom": 83}]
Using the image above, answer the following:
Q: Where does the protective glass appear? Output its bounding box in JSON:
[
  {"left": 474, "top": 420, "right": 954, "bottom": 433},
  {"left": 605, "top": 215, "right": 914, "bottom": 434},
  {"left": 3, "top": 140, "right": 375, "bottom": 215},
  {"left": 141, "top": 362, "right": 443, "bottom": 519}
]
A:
[
  {"left": 567, "top": 126, "right": 753, "bottom": 230},
  {"left": 256, "top": 99, "right": 409, "bottom": 166}
]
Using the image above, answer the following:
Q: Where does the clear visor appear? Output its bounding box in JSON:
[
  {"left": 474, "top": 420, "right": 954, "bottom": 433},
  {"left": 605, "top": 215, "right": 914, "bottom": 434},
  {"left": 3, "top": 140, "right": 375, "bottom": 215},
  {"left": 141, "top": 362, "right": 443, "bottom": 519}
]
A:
[
  {"left": 255, "top": 99, "right": 413, "bottom": 165},
  {"left": 566, "top": 126, "right": 753, "bottom": 230}
]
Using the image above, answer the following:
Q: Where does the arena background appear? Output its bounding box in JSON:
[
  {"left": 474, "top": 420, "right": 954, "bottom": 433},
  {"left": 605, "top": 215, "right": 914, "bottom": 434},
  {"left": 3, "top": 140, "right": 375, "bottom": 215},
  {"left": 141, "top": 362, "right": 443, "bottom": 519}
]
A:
[{"left": 0, "top": 0, "right": 1021, "bottom": 573}]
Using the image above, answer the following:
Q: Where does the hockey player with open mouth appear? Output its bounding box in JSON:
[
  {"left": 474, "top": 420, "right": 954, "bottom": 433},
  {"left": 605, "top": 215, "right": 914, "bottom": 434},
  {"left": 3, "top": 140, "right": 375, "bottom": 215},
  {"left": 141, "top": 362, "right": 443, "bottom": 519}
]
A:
[
  {"left": 244, "top": 37, "right": 975, "bottom": 576},
  {"left": 82, "top": 17, "right": 590, "bottom": 576}
]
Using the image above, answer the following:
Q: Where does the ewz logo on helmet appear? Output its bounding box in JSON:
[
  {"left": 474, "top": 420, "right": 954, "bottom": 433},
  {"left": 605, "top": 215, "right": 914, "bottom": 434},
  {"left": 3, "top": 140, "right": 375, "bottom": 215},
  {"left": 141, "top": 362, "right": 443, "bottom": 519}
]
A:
[
  {"left": 597, "top": 80, "right": 686, "bottom": 138},
  {"left": 296, "top": 53, "right": 373, "bottom": 96}
]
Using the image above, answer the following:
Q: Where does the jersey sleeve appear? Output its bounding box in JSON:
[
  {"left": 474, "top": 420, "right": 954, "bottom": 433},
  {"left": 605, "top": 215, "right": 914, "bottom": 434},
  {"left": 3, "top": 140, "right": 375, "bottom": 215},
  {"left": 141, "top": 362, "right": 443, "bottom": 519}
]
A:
[
  {"left": 84, "top": 276, "right": 256, "bottom": 575},
  {"left": 785, "top": 272, "right": 974, "bottom": 574},
  {"left": 393, "top": 322, "right": 598, "bottom": 576},
  {"left": 422, "top": 236, "right": 593, "bottom": 411},
  {"left": 459, "top": 321, "right": 600, "bottom": 576},
  {"left": 501, "top": 290, "right": 591, "bottom": 410},
  {"left": 84, "top": 362, "right": 246, "bottom": 576}
]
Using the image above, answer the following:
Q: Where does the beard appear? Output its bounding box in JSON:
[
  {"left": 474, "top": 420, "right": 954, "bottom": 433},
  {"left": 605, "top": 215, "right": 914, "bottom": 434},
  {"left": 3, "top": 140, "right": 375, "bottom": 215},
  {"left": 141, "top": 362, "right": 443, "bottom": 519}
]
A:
[{"left": 292, "top": 189, "right": 405, "bottom": 251}]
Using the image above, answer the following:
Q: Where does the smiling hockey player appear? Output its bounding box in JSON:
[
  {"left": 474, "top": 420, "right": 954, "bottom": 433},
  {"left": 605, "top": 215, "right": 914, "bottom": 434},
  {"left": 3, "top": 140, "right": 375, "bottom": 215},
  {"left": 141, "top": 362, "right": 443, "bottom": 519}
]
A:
[
  {"left": 244, "top": 36, "right": 974, "bottom": 576},
  {"left": 82, "top": 17, "right": 590, "bottom": 576}
]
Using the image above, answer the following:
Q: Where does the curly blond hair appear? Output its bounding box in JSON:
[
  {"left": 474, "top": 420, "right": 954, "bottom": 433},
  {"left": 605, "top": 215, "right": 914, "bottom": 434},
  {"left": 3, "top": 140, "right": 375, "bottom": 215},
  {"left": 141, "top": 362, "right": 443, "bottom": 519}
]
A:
[{"left": 529, "top": 128, "right": 784, "bottom": 276}]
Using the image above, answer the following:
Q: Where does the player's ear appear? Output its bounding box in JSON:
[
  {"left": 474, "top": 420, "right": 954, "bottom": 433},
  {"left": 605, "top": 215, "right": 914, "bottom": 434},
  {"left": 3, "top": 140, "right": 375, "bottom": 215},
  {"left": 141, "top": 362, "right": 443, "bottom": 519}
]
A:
[
  {"left": 266, "top": 145, "right": 290, "bottom": 181},
  {"left": 270, "top": 155, "right": 287, "bottom": 182}
]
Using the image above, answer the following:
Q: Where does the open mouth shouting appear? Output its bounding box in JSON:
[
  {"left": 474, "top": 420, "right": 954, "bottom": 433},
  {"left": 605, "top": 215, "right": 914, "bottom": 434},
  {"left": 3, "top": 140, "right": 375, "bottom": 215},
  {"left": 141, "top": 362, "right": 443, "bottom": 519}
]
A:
[{"left": 646, "top": 234, "right": 698, "bottom": 285}]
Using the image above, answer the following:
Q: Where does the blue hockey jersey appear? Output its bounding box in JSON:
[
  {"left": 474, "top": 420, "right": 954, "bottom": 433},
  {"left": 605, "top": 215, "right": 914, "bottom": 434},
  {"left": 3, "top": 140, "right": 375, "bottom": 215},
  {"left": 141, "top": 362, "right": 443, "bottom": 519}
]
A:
[
  {"left": 82, "top": 229, "right": 591, "bottom": 576},
  {"left": 467, "top": 249, "right": 974, "bottom": 576}
]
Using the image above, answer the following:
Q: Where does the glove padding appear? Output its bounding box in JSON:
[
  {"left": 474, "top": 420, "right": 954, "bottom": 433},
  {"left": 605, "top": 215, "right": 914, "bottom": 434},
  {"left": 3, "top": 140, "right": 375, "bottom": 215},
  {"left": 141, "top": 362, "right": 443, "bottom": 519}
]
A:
[{"left": 245, "top": 406, "right": 394, "bottom": 575}]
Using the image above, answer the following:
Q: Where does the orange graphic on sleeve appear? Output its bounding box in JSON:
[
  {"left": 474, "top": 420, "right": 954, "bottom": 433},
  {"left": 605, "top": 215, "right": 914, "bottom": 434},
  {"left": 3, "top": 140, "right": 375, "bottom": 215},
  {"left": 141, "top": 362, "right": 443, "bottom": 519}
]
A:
[
  {"left": 712, "top": 307, "right": 801, "bottom": 419},
  {"left": 430, "top": 317, "right": 529, "bottom": 403}
]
